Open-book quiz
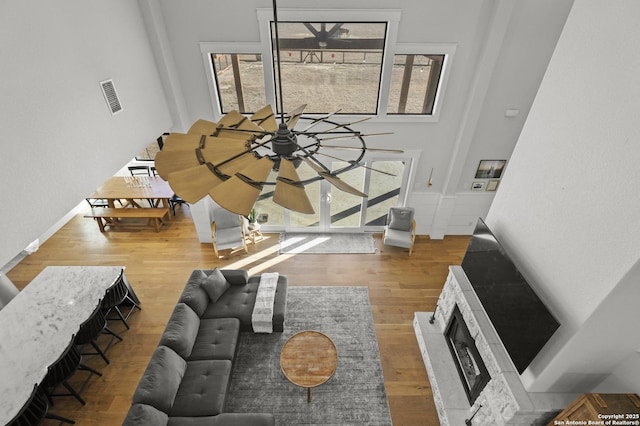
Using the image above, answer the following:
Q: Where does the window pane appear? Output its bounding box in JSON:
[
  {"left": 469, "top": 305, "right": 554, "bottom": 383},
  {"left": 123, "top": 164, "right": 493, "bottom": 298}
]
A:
[
  {"left": 330, "top": 162, "right": 364, "bottom": 228},
  {"left": 365, "top": 161, "right": 406, "bottom": 225},
  {"left": 387, "top": 54, "right": 444, "bottom": 115},
  {"left": 272, "top": 22, "right": 386, "bottom": 114},
  {"left": 210, "top": 53, "right": 265, "bottom": 114}
]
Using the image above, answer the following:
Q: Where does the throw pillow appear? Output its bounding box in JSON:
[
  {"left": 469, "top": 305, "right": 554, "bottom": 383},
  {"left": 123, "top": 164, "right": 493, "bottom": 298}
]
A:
[
  {"left": 388, "top": 207, "right": 413, "bottom": 230},
  {"left": 200, "top": 268, "right": 230, "bottom": 303},
  {"left": 179, "top": 270, "right": 210, "bottom": 316}
]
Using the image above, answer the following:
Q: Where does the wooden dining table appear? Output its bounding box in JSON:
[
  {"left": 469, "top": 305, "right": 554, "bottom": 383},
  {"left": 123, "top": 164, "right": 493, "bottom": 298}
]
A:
[
  {"left": 85, "top": 176, "right": 176, "bottom": 232},
  {"left": 89, "top": 175, "right": 175, "bottom": 209}
]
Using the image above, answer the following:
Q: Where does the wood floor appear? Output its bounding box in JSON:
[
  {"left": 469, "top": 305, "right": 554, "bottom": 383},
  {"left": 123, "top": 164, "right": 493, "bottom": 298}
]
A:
[{"left": 6, "top": 206, "right": 469, "bottom": 426}]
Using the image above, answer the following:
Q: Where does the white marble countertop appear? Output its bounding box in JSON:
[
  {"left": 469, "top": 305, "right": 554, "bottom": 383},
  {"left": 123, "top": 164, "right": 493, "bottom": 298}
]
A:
[{"left": 0, "top": 266, "right": 125, "bottom": 424}]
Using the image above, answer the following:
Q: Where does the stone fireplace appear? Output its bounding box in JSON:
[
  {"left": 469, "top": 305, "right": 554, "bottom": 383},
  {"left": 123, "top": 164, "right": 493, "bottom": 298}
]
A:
[
  {"left": 414, "top": 266, "right": 576, "bottom": 425},
  {"left": 445, "top": 305, "right": 490, "bottom": 405}
]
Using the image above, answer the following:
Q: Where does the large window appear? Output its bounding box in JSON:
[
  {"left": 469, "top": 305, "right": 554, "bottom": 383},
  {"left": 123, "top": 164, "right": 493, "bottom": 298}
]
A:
[
  {"left": 272, "top": 22, "right": 386, "bottom": 115},
  {"left": 387, "top": 54, "right": 444, "bottom": 115},
  {"left": 201, "top": 9, "right": 454, "bottom": 120},
  {"left": 211, "top": 53, "right": 265, "bottom": 114}
]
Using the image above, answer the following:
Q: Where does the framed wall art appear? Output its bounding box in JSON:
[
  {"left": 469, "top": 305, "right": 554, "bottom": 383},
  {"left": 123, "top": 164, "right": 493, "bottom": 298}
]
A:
[
  {"left": 475, "top": 160, "right": 506, "bottom": 179},
  {"left": 486, "top": 180, "right": 500, "bottom": 191},
  {"left": 471, "top": 181, "right": 486, "bottom": 191}
]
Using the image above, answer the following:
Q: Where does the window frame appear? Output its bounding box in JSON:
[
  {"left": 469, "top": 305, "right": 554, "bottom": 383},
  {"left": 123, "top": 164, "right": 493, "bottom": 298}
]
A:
[
  {"left": 200, "top": 42, "right": 267, "bottom": 118},
  {"left": 268, "top": 20, "right": 388, "bottom": 116},
  {"left": 199, "top": 9, "right": 455, "bottom": 123},
  {"left": 384, "top": 43, "right": 456, "bottom": 122}
]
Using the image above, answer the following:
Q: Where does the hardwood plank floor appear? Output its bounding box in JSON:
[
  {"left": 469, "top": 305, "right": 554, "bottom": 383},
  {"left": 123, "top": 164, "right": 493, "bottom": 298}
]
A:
[{"left": 6, "top": 206, "right": 469, "bottom": 425}]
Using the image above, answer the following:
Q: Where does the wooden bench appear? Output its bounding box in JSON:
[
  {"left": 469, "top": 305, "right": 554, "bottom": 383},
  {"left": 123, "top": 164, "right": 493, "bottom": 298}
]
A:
[{"left": 84, "top": 207, "right": 170, "bottom": 232}]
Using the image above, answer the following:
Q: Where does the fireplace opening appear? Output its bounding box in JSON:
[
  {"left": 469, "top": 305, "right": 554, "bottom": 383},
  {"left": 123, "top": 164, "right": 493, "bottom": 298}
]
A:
[{"left": 445, "top": 305, "right": 490, "bottom": 404}]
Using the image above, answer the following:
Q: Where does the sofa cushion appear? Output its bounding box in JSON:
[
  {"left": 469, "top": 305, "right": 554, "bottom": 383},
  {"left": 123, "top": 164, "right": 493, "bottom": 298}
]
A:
[
  {"left": 158, "top": 303, "right": 200, "bottom": 359},
  {"left": 388, "top": 207, "right": 413, "bottom": 230},
  {"left": 169, "top": 359, "right": 232, "bottom": 417},
  {"left": 122, "top": 403, "right": 169, "bottom": 426},
  {"left": 132, "top": 346, "right": 186, "bottom": 413},
  {"left": 200, "top": 268, "right": 230, "bottom": 303},
  {"left": 188, "top": 317, "right": 240, "bottom": 361},
  {"left": 201, "top": 275, "right": 287, "bottom": 332},
  {"left": 384, "top": 227, "right": 413, "bottom": 249},
  {"left": 168, "top": 413, "right": 275, "bottom": 426},
  {"left": 179, "top": 270, "right": 210, "bottom": 316},
  {"left": 220, "top": 269, "right": 249, "bottom": 286}
]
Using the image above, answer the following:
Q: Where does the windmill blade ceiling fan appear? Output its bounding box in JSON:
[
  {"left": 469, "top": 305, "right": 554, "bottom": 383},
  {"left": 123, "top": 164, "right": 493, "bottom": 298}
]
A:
[{"left": 154, "top": 0, "right": 401, "bottom": 217}]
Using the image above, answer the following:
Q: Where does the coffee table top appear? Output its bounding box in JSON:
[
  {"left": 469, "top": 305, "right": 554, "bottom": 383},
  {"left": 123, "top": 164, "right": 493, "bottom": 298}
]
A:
[{"left": 280, "top": 330, "right": 338, "bottom": 389}]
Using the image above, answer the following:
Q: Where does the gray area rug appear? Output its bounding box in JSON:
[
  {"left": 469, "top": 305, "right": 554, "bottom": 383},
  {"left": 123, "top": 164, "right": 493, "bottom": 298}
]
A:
[
  {"left": 278, "top": 233, "right": 376, "bottom": 254},
  {"left": 225, "top": 286, "right": 392, "bottom": 425}
]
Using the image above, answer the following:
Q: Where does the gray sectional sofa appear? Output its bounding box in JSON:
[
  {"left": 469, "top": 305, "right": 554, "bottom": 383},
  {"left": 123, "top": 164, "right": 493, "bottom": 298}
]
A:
[{"left": 123, "top": 268, "right": 288, "bottom": 425}]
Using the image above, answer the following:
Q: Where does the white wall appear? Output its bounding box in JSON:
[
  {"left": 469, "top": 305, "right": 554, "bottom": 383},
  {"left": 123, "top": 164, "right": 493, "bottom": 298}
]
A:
[
  {"left": 146, "top": 0, "right": 572, "bottom": 237},
  {"left": 487, "top": 0, "right": 640, "bottom": 393},
  {"left": 0, "top": 0, "right": 577, "bottom": 270},
  {"left": 0, "top": 1, "right": 172, "bottom": 268}
]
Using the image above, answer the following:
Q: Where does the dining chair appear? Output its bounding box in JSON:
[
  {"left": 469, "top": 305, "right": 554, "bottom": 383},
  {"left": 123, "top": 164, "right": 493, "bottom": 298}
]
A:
[
  {"left": 43, "top": 339, "right": 102, "bottom": 406},
  {"left": 8, "top": 384, "right": 74, "bottom": 425},
  {"left": 85, "top": 198, "right": 123, "bottom": 208},
  {"left": 128, "top": 165, "right": 151, "bottom": 176},
  {"left": 169, "top": 194, "right": 187, "bottom": 215},
  {"left": 102, "top": 272, "right": 141, "bottom": 330},
  {"left": 382, "top": 207, "right": 416, "bottom": 256},
  {"left": 211, "top": 206, "right": 249, "bottom": 258},
  {"left": 74, "top": 304, "right": 122, "bottom": 364}
]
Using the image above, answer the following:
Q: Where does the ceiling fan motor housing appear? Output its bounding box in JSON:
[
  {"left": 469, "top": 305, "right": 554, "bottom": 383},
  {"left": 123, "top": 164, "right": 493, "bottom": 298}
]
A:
[{"left": 272, "top": 122, "right": 298, "bottom": 157}]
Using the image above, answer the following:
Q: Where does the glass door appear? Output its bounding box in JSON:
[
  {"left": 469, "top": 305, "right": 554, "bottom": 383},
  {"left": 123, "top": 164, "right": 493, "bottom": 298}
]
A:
[
  {"left": 364, "top": 160, "right": 408, "bottom": 227},
  {"left": 253, "top": 157, "right": 410, "bottom": 232}
]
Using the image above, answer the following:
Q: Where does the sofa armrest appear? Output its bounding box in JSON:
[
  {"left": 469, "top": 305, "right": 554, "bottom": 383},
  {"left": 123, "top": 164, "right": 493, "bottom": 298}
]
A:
[
  {"left": 123, "top": 404, "right": 168, "bottom": 426},
  {"left": 221, "top": 269, "right": 249, "bottom": 286}
]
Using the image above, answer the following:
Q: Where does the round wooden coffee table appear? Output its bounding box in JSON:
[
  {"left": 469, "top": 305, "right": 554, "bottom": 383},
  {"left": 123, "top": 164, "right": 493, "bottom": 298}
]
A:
[{"left": 280, "top": 330, "right": 338, "bottom": 402}]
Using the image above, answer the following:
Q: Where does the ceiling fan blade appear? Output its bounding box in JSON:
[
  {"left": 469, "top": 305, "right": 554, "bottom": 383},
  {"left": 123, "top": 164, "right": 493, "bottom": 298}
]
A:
[
  {"left": 155, "top": 136, "right": 250, "bottom": 178},
  {"left": 301, "top": 156, "right": 328, "bottom": 174},
  {"left": 314, "top": 151, "right": 397, "bottom": 176},
  {"left": 166, "top": 164, "right": 225, "bottom": 204},
  {"left": 155, "top": 149, "right": 202, "bottom": 179},
  {"left": 285, "top": 104, "right": 307, "bottom": 129},
  {"left": 188, "top": 119, "right": 218, "bottom": 135},
  {"left": 301, "top": 156, "right": 367, "bottom": 197},
  {"left": 300, "top": 109, "right": 342, "bottom": 132},
  {"left": 321, "top": 172, "right": 368, "bottom": 197},
  {"left": 317, "top": 132, "right": 394, "bottom": 142},
  {"left": 250, "top": 105, "right": 278, "bottom": 132},
  {"left": 216, "top": 152, "right": 262, "bottom": 176},
  {"left": 161, "top": 133, "right": 204, "bottom": 151},
  {"left": 321, "top": 142, "right": 403, "bottom": 153},
  {"left": 209, "top": 157, "right": 273, "bottom": 216},
  {"left": 308, "top": 116, "right": 371, "bottom": 133},
  {"left": 273, "top": 158, "right": 315, "bottom": 214},
  {"left": 216, "top": 111, "right": 266, "bottom": 139}
]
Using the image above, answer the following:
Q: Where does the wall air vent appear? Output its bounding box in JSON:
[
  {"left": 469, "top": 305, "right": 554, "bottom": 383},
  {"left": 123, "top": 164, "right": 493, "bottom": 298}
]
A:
[{"left": 100, "top": 79, "right": 123, "bottom": 115}]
